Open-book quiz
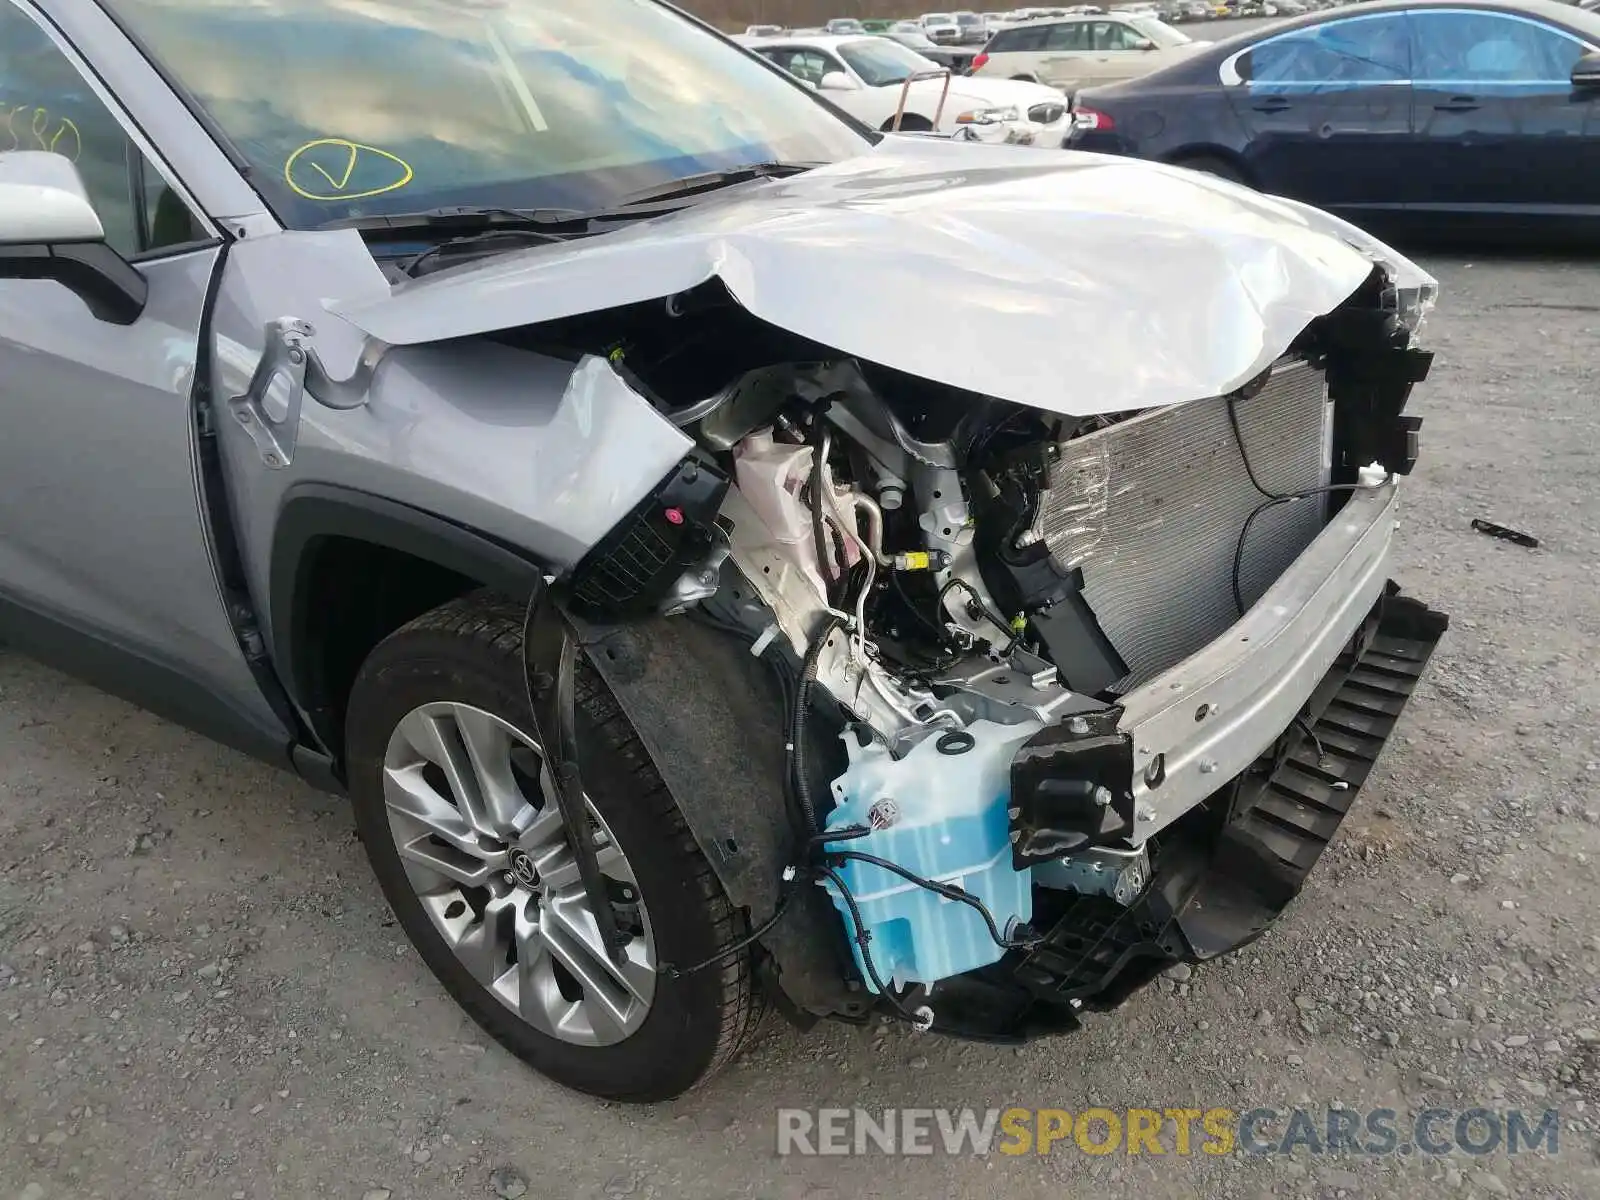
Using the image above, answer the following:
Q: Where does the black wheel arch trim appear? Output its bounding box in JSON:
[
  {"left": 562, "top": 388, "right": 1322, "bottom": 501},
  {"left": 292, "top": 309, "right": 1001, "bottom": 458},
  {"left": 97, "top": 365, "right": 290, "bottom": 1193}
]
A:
[
  {"left": 269, "top": 487, "right": 856, "bottom": 1018},
  {"left": 570, "top": 614, "right": 860, "bottom": 1022},
  {"left": 268, "top": 483, "right": 548, "bottom": 762}
]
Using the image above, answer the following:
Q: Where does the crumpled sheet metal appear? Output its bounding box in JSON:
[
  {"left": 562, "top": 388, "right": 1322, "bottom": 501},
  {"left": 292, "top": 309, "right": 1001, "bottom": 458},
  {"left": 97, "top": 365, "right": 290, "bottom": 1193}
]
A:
[
  {"left": 1032, "top": 437, "right": 1113, "bottom": 572},
  {"left": 329, "top": 137, "right": 1428, "bottom": 421}
]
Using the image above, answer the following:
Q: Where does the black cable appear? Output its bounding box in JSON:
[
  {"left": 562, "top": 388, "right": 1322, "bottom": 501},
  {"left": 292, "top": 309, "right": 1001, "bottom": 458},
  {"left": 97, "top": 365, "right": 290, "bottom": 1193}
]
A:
[
  {"left": 891, "top": 570, "right": 946, "bottom": 639},
  {"left": 810, "top": 824, "right": 873, "bottom": 846},
  {"left": 824, "top": 850, "right": 1044, "bottom": 952},
  {"left": 1296, "top": 715, "right": 1327, "bottom": 767},
  {"left": 1225, "top": 393, "right": 1379, "bottom": 617},
  {"left": 968, "top": 407, "right": 1030, "bottom": 466},
  {"left": 789, "top": 616, "right": 845, "bottom": 836},
  {"left": 937, "top": 578, "right": 1018, "bottom": 653},
  {"left": 519, "top": 589, "right": 540, "bottom": 723},
  {"left": 1225, "top": 394, "right": 1284, "bottom": 502},
  {"left": 816, "top": 863, "right": 926, "bottom": 1026},
  {"left": 1230, "top": 494, "right": 1292, "bottom": 617},
  {"left": 661, "top": 887, "right": 797, "bottom": 978}
]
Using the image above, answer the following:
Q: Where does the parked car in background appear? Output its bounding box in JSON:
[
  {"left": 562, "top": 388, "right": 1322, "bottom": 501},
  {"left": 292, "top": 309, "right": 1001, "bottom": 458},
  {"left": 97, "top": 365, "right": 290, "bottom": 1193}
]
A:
[
  {"left": 973, "top": 12, "right": 1206, "bottom": 88},
  {"left": 825, "top": 17, "right": 868, "bottom": 34},
  {"left": 744, "top": 33, "right": 1070, "bottom": 140},
  {"left": 954, "top": 9, "right": 993, "bottom": 40},
  {"left": 1068, "top": 0, "right": 1600, "bottom": 241},
  {"left": 887, "top": 21, "right": 982, "bottom": 70},
  {"left": 921, "top": 11, "right": 965, "bottom": 40},
  {"left": 745, "top": 23, "right": 786, "bottom": 36}
]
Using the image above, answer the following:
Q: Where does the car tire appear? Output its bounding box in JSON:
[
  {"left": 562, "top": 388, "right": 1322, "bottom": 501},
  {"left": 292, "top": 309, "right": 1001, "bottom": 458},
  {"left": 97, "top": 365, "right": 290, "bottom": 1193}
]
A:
[
  {"left": 1173, "top": 155, "right": 1249, "bottom": 185},
  {"left": 1009, "top": 74, "right": 1039, "bottom": 82},
  {"left": 344, "top": 592, "right": 761, "bottom": 1102},
  {"left": 882, "top": 113, "right": 934, "bottom": 132}
]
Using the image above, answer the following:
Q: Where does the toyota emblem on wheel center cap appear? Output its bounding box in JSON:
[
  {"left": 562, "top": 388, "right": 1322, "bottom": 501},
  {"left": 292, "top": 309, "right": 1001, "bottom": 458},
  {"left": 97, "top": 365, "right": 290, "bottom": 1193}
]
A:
[{"left": 508, "top": 850, "right": 541, "bottom": 889}]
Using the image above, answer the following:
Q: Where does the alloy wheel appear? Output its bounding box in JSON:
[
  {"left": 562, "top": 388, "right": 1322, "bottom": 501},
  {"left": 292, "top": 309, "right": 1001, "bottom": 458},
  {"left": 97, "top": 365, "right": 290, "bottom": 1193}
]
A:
[{"left": 382, "top": 701, "right": 656, "bottom": 1046}]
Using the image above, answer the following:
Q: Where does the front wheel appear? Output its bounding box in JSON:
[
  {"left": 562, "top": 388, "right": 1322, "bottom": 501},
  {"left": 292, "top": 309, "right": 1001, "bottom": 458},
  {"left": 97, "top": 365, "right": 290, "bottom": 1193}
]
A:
[
  {"left": 882, "top": 113, "right": 935, "bottom": 132},
  {"left": 344, "top": 593, "right": 760, "bottom": 1101}
]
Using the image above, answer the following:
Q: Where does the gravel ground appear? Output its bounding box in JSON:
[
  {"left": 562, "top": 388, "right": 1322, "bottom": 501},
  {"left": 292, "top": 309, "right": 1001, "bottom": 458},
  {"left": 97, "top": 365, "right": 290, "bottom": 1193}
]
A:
[{"left": 2, "top": 254, "right": 1598, "bottom": 1199}]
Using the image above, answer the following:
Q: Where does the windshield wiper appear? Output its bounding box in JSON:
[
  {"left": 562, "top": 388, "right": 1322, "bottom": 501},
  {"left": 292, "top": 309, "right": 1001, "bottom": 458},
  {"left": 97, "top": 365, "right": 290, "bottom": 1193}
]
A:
[
  {"left": 398, "top": 228, "right": 574, "bottom": 280},
  {"left": 320, "top": 203, "right": 681, "bottom": 239},
  {"left": 324, "top": 167, "right": 818, "bottom": 239},
  {"left": 618, "top": 161, "right": 821, "bottom": 206}
]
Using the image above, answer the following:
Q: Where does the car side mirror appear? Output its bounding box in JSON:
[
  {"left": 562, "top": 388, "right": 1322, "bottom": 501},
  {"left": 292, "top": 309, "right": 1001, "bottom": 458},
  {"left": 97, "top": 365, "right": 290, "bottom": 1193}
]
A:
[
  {"left": 818, "top": 70, "right": 860, "bottom": 91},
  {"left": 1573, "top": 51, "right": 1600, "bottom": 90},
  {"left": 1135, "top": 37, "right": 1157, "bottom": 50},
  {"left": 0, "top": 151, "right": 146, "bottom": 325}
]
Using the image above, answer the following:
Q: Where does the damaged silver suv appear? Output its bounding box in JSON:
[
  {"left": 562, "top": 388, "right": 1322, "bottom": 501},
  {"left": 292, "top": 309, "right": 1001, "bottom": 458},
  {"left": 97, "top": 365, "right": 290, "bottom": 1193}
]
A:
[{"left": 0, "top": 0, "right": 1446, "bottom": 1101}]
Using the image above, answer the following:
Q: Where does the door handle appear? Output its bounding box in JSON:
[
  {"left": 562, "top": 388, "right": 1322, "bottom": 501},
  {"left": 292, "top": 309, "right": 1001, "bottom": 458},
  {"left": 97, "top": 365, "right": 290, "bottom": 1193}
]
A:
[
  {"left": 1251, "top": 95, "right": 1291, "bottom": 112},
  {"left": 1433, "top": 96, "right": 1480, "bottom": 112}
]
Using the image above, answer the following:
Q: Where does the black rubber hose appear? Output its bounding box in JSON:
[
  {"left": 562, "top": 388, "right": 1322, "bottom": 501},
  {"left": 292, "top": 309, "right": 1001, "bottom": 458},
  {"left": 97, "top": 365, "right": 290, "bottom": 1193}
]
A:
[{"left": 790, "top": 615, "right": 844, "bottom": 835}]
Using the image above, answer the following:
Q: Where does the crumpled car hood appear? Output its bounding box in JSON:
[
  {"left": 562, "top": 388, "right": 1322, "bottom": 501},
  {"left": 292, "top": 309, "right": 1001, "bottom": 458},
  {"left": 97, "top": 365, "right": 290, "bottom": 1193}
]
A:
[{"left": 331, "top": 137, "right": 1433, "bottom": 418}]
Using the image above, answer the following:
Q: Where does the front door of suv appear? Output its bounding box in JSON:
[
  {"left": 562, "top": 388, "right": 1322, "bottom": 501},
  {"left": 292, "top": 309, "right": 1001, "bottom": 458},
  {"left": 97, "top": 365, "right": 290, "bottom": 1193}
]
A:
[
  {"left": 1036, "top": 20, "right": 1098, "bottom": 91},
  {"left": 1081, "top": 19, "right": 1161, "bottom": 85},
  {"left": 1223, "top": 13, "right": 1415, "bottom": 222},
  {"left": 0, "top": 0, "right": 284, "bottom": 749}
]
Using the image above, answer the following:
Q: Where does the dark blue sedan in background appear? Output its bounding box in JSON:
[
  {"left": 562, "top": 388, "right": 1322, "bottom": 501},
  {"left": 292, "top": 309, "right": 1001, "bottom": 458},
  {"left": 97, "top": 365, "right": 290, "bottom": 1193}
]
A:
[{"left": 1066, "top": 0, "right": 1600, "bottom": 241}]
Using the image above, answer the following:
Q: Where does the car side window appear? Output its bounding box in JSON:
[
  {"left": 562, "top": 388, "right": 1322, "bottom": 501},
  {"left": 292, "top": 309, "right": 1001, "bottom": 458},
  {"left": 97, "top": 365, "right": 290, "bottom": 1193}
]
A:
[
  {"left": 762, "top": 48, "right": 836, "bottom": 87},
  {"left": 1410, "top": 11, "right": 1585, "bottom": 83},
  {"left": 991, "top": 25, "right": 1049, "bottom": 52},
  {"left": 1241, "top": 16, "right": 1411, "bottom": 90},
  {"left": 1095, "top": 21, "right": 1147, "bottom": 51},
  {"left": 0, "top": 3, "right": 206, "bottom": 258},
  {"left": 1043, "top": 22, "right": 1091, "bottom": 52}
]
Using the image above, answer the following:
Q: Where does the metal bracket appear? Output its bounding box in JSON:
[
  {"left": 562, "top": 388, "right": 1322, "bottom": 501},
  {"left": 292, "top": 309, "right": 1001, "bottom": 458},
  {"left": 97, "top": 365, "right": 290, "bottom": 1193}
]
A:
[
  {"left": 228, "top": 317, "right": 388, "bottom": 469},
  {"left": 893, "top": 68, "right": 952, "bottom": 132}
]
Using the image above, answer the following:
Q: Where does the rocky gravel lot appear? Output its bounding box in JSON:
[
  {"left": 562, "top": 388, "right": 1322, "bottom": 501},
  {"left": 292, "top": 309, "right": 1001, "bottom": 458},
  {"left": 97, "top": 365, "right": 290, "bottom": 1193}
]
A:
[{"left": 2, "top": 254, "right": 1598, "bottom": 1199}]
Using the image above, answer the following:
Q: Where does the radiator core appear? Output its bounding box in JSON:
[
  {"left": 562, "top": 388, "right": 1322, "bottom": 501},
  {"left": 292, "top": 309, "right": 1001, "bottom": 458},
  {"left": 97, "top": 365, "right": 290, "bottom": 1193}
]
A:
[{"left": 1030, "top": 359, "right": 1332, "bottom": 690}]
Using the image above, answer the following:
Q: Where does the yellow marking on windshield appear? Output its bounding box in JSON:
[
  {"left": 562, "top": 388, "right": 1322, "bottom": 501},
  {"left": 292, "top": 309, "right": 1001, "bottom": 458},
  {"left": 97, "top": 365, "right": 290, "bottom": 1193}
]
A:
[
  {"left": 285, "top": 139, "right": 414, "bottom": 201},
  {"left": 3, "top": 103, "right": 81, "bottom": 161}
]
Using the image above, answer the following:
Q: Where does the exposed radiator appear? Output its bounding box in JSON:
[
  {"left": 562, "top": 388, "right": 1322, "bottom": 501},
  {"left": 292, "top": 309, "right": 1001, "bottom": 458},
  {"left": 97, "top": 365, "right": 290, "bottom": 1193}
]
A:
[{"left": 1030, "top": 359, "right": 1332, "bottom": 690}]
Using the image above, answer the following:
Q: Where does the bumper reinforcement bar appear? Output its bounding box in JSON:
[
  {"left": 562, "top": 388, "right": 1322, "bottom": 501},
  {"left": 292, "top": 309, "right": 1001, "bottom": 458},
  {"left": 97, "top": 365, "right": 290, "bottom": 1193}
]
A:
[{"left": 1011, "top": 585, "right": 1447, "bottom": 1007}]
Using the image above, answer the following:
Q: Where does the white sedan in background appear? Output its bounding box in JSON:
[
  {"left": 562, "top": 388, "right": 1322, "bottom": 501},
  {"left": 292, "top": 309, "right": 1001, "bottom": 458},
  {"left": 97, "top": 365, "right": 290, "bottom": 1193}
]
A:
[{"left": 742, "top": 34, "right": 1070, "bottom": 146}]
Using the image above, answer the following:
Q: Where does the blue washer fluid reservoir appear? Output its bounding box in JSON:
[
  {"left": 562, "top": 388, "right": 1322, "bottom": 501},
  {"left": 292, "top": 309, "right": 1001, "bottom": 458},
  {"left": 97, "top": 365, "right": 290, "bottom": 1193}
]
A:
[{"left": 820, "top": 718, "right": 1042, "bottom": 992}]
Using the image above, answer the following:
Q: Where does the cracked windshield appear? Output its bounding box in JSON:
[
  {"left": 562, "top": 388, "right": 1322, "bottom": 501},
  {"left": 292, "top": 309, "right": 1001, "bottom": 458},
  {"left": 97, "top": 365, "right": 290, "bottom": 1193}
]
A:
[{"left": 108, "top": 0, "right": 868, "bottom": 226}]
